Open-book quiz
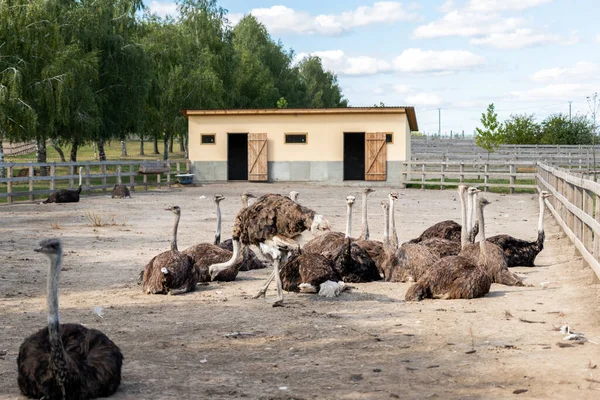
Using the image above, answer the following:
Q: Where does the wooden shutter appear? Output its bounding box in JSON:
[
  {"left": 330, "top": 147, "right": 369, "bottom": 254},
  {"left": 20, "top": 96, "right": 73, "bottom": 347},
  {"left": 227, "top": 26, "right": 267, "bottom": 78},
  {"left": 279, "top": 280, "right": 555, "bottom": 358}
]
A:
[
  {"left": 365, "top": 132, "right": 387, "bottom": 181},
  {"left": 248, "top": 133, "right": 268, "bottom": 181}
]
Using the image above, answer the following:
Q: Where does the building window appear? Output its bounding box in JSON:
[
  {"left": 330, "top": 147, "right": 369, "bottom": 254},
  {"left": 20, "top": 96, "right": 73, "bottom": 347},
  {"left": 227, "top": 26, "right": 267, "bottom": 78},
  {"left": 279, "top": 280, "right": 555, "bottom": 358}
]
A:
[
  {"left": 386, "top": 133, "right": 393, "bottom": 143},
  {"left": 201, "top": 134, "right": 216, "bottom": 144},
  {"left": 285, "top": 133, "right": 308, "bottom": 144}
]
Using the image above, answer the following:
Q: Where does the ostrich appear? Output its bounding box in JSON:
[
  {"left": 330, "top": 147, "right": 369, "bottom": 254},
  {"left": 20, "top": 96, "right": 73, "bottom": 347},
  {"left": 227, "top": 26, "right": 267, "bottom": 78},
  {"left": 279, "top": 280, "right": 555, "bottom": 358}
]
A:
[
  {"left": 355, "top": 197, "right": 388, "bottom": 275},
  {"left": 142, "top": 206, "right": 199, "bottom": 294},
  {"left": 388, "top": 192, "right": 400, "bottom": 248},
  {"left": 407, "top": 186, "right": 464, "bottom": 244},
  {"left": 405, "top": 196, "right": 493, "bottom": 301},
  {"left": 383, "top": 192, "right": 439, "bottom": 282},
  {"left": 43, "top": 167, "right": 83, "bottom": 204},
  {"left": 279, "top": 250, "right": 344, "bottom": 297},
  {"left": 214, "top": 193, "right": 265, "bottom": 271},
  {"left": 358, "top": 188, "right": 375, "bottom": 240},
  {"left": 288, "top": 191, "right": 300, "bottom": 203},
  {"left": 207, "top": 193, "right": 331, "bottom": 305},
  {"left": 467, "top": 187, "right": 480, "bottom": 242},
  {"left": 17, "top": 239, "right": 123, "bottom": 399},
  {"left": 111, "top": 184, "right": 131, "bottom": 199},
  {"left": 486, "top": 191, "right": 553, "bottom": 267}
]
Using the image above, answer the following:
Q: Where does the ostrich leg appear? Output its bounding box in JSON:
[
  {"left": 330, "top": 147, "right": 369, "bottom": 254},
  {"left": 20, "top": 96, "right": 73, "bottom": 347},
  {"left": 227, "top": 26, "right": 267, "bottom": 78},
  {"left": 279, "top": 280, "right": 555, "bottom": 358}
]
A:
[{"left": 252, "top": 256, "right": 284, "bottom": 306}]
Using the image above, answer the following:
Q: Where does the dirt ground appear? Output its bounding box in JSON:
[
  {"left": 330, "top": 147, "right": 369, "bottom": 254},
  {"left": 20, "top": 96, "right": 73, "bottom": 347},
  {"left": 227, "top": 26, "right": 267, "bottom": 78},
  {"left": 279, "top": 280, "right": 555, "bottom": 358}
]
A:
[{"left": 1, "top": 182, "right": 600, "bottom": 400}]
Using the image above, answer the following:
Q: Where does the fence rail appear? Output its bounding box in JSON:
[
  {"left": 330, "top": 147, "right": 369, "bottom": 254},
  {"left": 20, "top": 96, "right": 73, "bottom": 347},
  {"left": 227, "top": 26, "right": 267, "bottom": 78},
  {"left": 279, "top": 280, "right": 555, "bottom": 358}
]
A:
[
  {"left": 401, "top": 161, "right": 537, "bottom": 193},
  {"left": 2, "top": 141, "right": 38, "bottom": 156},
  {"left": 536, "top": 162, "right": 600, "bottom": 278},
  {"left": 0, "top": 159, "right": 190, "bottom": 204}
]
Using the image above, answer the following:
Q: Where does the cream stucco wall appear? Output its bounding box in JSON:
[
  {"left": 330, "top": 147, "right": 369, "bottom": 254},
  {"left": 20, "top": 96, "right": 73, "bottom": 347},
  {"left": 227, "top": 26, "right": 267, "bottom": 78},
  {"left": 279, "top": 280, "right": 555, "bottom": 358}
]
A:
[{"left": 187, "top": 112, "right": 410, "bottom": 163}]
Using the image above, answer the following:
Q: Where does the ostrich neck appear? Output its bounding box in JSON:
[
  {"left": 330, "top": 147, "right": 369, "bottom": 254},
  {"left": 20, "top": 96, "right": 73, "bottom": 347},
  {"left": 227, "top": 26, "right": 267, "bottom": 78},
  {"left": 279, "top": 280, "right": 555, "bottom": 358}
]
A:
[
  {"left": 476, "top": 202, "right": 487, "bottom": 265},
  {"left": 47, "top": 253, "right": 64, "bottom": 356},
  {"left": 466, "top": 193, "right": 473, "bottom": 233},
  {"left": 215, "top": 202, "right": 222, "bottom": 245},
  {"left": 171, "top": 212, "right": 180, "bottom": 252},
  {"left": 389, "top": 198, "right": 398, "bottom": 249},
  {"left": 383, "top": 207, "right": 390, "bottom": 249},
  {"left": 241, "top": 196, "right": 248, "bottom": 208},
  {"left": 538, "top": 195, "right": 546, "bottom": 232},
  {"left": 459, "top": 190, "right": 468, "bottom": 249},
  {"left": 209, "top": 239, "right": 241, "bottom": 274},
  {"left": 345, "top": 204, "right": 353, "bottom": 238},
  {"left": 360, "top": 193, "right": 369, "bottom": 240}
]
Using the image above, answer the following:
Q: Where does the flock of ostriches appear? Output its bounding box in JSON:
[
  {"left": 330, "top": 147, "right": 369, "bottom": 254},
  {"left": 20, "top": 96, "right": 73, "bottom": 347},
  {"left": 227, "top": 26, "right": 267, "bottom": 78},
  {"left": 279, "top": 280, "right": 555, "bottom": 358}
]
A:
[{"left": 17, "top": 182, "right": 552, "bottom": 399}]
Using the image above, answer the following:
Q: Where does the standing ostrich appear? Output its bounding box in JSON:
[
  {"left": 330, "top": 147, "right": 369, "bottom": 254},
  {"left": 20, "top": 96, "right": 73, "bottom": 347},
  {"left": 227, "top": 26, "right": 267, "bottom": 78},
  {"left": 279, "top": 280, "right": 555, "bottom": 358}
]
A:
[
  {"left": 214, "top": 194, "right": 265, "bottom": 271},
  {"left": 142, "top": 206, "right": 199, "bottom": 294},
  {"left": 17, "top": 239, "right": 123, "bottom": 399},
  {"left": 208, "top": 193, "right": 331, "bottom": 305},
  {"left": 486, "top": 191, "right": 553, "bottom": 267},
  {"left": 358, "top": 188, "right": 375, "bottom": 240},
  {"left": 383, "top": 192, "right": 439, "bottom": 282},
  {"left": 43, "top": 167, "right": 83, "bottom": 204},
  {"left": 405, "top": 196, "right": 493, "bottom": 301}
]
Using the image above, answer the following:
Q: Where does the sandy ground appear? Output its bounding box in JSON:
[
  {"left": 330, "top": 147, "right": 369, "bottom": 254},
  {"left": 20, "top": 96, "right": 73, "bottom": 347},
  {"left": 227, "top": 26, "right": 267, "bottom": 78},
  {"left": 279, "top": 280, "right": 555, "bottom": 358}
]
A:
[{"left": 1, "top": 182, "right": 600, "bottom": 400}]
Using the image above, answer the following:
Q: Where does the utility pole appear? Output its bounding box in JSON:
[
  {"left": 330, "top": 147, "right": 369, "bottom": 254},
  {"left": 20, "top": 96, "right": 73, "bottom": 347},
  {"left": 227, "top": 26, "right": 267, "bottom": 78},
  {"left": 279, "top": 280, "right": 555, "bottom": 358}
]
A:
[
  {"left": 587, "top": 93, "right": 599, "bottom": 180},
  {"left": 569, "top": 101, "right": 572, "bottom": 123},
  {"left": 438, "top": 108, "right": 441, "bottom": 137}
]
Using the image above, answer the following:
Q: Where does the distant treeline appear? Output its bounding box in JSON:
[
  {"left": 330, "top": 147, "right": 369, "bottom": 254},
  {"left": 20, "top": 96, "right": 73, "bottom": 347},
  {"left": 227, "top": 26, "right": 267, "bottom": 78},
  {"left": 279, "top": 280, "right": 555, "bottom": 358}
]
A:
[{"left": 0, "top": 0, "right": 348, "bottom": 164}]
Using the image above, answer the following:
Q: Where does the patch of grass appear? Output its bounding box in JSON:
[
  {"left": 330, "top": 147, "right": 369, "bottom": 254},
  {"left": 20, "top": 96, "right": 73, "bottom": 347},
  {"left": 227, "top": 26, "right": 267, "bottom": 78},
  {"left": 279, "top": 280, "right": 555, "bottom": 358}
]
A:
[
  {"left": 50, "top": 221, "right": 61, "bottom": 230},
  {"left": 83, "top": 210, "right": 127, "bottom": 227}
]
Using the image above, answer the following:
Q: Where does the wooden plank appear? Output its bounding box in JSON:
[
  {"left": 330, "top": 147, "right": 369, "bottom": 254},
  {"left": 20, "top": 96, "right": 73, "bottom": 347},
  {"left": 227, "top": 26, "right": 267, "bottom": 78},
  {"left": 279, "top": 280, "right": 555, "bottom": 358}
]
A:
[
  {"left": 7, "top": 166, "right": 12, "bottom": 204},
  {"left": 101, "top": 164, "right": 107, "bottom": 193},
  {"left": 574, "top": 185, "right": 583, "bottom": 242},
  {"left": 28, "top": 166, "right": 34, "bottom": 202},
  {"left": 248, "top": 133, "right": 268, "bottom": 181},
  {"left": 596, "top": 195, "right": 600, "bottom": 260},
  {"left": 583, "top": 189, "right": 594, "bottom": 255},
  {"left": 130, "top": 164, "right": 135, "bottom": 191},
  {"left": 365, "top": 132, "right": 387, "bottom": 181}
]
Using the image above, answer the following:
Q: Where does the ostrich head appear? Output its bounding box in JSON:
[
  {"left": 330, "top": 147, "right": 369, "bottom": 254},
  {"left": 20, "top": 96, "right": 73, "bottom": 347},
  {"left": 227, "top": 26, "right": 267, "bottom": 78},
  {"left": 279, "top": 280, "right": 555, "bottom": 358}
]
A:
[
  {"left": 241, "top": 192, "right": 256, "bottom": 208},
  {"left": 540, "top": 190, "right": 552, "bottom": 199},
  {"left": 479, "top": 197, "right": 490, "bottom": 208},
  {"left": 34, "top": 238, "right": 62, "bottom": 258},
  {"left": 214, "top": 194, "right": 225, "bottom": 203},
  {"left": 289, "top": 191, "right": 300, "bottom": 202},
  {"left": 165, "top": 205, "right": 181, "bottom": 215},
  {"left": 310, "top": 214, "right": 331, "bottom": 233},
  {"left": 363, "top": 188, "right": 375, "bottom": 195},
  {"left": 346, "top": 195, "right": 356, "bottom": 206},
  {"left": 388, "top": 191, "right": 398, "bottom": 202},
  {"left": 380, "top": 199, "right": 389, "bottom": 211},
  {"left": 468, "top": 186, "right": 480, "bottom": 195}
]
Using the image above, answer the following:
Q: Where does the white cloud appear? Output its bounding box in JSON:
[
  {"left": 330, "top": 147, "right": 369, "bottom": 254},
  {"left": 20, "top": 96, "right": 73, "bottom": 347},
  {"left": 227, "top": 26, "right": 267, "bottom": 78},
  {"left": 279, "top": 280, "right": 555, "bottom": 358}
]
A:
[
  {"left": 393, "top": 48, "right": 485, "bottom": 73},
  {"left": 466, "top": 0, "right": 552, "bottom": 12},
  {"left": 295, "top": 50, "right": 392, "bottom": 76},
  {"left": 413, "top": 10, "right": 523, "bottom": 39},
  {"left": 393, "top": 84, "right": 412, "bottom": 94},
  {"left": 470, "top": 29, "right": 561, "bottom": 49},
  {"left": 240, "top": 2, "right": 418, "bottom": 35},
  {"left": 148, "top": 1, "right": 178, "bottom": 18},
  {"left": 509, "top": 83, "right": 588, "bottom": 101},
  {"left": 531, "top": 62, "right": 599, "bottom": 82},
  {"left": 596, "top": 34, "right": 600, "bottom": 43},
  {"left": 405, "top": 93, "right": 443, "bottom": 106}
]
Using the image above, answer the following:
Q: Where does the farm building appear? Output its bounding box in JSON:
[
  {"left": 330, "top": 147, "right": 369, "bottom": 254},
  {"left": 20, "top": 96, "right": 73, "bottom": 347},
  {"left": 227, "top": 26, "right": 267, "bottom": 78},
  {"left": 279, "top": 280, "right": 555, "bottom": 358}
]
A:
[{"left": 182, "top": 107, "right": 418, "bottom": 182}]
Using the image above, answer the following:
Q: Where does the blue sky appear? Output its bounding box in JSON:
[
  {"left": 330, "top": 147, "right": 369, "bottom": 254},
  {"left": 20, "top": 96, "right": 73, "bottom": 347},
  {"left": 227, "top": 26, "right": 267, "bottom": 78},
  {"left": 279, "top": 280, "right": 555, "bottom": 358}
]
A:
[{"left": 147, "top": 0, "right": 600, "bottom": 136}]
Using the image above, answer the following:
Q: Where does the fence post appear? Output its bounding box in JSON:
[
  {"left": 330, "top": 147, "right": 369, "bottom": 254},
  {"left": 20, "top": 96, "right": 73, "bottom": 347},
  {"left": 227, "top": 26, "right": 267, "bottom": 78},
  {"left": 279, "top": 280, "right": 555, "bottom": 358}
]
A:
[
  {"left": 157, "top": 173, "right": 161, "bottom": 189},
  {"left": 400, "top": 163, "right": 407, "bottom": 189},
  {"left": 50, "top": 164, "right": 56, "bottom": 191},
  {"left": 85, "top": 163, "right": 91, "bottom": 193},
  {"left": 7, "top": 165, "right": 12, "bottom": 204},
  {"left": 167, "top": 161, "right": 171, "bottom": 188},
  {"left": 459, "top": 163, "right": 464, "bottom": 183},
  {"left": 595, "top": 194, "right": 600, "bottom": 260},
  {"left": 484, "top": 163, "right": 489, "bottom": 192},
  {"left": 583, "top": 189, "right": 594, "bottom": 255},
  {"left": 421, "top": 163, "right": 426, "bottom": 190},
  {"left": 117, "top": 165, "right": 122, "bottom": 185},
  {"left": 69, "top": 165, "right": 74, "bottom": 189},
  {"left": 29, "top": 165, "right": 34, "bottom": 202},
  {"left": 440, "top": 163, "right": 446, "bottom": 190},
  {"left": 509, "top": 164, "right": 516, "bottom": 194},
  {"left": 130, "top": 164, "right": 135, "bottom": 192},
  {"left": 101, "top": 164, "right": 107, "bottom": 193}
]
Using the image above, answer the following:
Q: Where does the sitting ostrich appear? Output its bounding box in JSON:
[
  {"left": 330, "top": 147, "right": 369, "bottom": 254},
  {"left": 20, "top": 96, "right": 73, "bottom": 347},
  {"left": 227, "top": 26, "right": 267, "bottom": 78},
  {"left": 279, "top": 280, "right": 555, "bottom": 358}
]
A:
[
  {"left": 111, "top": 184, "right": 131, "bottom": 199},
  {"left": 288, "top": 191, "right": 300, "bottom": 203},
  {"left": 18, "top": 239, "right": 123, "bottom": 399},
  {"left": 211, "top": 194, "right": 265, "bottom": 272},
  {"left": 279, "top": 250, "right": 345, "bottom": 297},
  {"left": 486, "top": 191, "right": 553, "bottom": 267},
  {"left": 142, "top": 206, "right": 199, "bottom": 294},
  {"left": 383, "top": 192, "right": 439, "bottom": 282},
  {"left": 405, "top": 196, "right": 493, "bottom": 301},
  {"left": 208, "top": 193, "right": 331, "bottom": 305},
  {"left": 43, "top": 167, "right": 83, "bottom": 204},
  {"left": 354, "top": 197, "right": 389, "bottom": 275}
]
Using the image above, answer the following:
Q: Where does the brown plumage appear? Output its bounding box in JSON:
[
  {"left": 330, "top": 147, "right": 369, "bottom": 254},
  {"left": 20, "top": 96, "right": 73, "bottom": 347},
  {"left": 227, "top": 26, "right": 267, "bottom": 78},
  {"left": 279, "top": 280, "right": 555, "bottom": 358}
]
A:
[
  {"left": 384, "top": 243, "right": 440, "bottom": 282},
  {"left": 405, "top": 192, "right": 493, "bottom": 301},
  {"left": 408, "top": 220, "right": 462, "bottom": 244},
  {"left": 208, "top": 193, "right": 331, "bottom": 304},
  {"left": 486, "top": 191, "right": 553, "bottom": 267},
  {"left": 354, "top": 239, "right": 385, "bottom": 274},
  {"left": 418, "top": 237, "right": 461, "bottom": 258},
  {"left": 110, "top": 184, "right": 130, "bottom": 199},
  {"left": 18, "top": 239, "right": 123, "bottom": 399},
  {"left": 279, "top": 251, "right": 341, "bottom": 292},
  {"left": 142, "top": 206, "right": 199, "bottom": 294}
]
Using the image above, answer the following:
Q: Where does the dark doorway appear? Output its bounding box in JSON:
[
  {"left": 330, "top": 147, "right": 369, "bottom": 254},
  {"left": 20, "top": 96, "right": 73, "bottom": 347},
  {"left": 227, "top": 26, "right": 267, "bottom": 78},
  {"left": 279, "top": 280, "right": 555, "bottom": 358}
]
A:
[
  {"left": 344, "top": 132, "right": 365, "bottom": 180},
  {"left": 228, "top": 133, "right": 248, "bottom": 180}
]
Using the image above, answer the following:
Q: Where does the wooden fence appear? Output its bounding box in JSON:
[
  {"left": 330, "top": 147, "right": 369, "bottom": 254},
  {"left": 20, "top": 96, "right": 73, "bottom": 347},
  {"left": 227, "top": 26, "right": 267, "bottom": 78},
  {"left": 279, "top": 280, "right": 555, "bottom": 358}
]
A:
[
  {"left": 401, "top": 161, "right": 537, "bottom": 193},
  {"left": 0, "top": 159, "right": 190, "bottom": 204},
  {"left": 536, "top": 162, "right": 600, "bottom": 277},
  {"left": 2, "top": 141, "right": 38, "bottom": 156}
]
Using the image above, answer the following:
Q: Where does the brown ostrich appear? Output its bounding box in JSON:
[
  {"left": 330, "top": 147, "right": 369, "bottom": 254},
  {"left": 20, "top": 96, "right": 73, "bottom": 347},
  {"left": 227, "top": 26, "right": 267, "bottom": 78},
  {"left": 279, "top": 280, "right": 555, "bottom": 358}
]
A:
[
  {"left": 208, "top": 193, "right": 331, "bottom": 305},
  {"left": 279, "top": 250, "right": 344, "bottom": 297},
  {"left": 358, "top": 188, "right": 375, "bottom": 240},
  {"left": 355, "top": 197, "right": 389, "bottom": 276},
  {"left": 383, "top": 192, "right": 439, "bottom": 282},
  {"left": 486, "top": 191, "right": 553, "bottom": 267},
  {"left": 405, "top": 196, "right": 493, "bottom": 301},
  {"left": 111, "top": 184, "right": 131, "bottom": 199},
  {"left": 214, "top": 193, "right": 265, "bottom": 271},
  {"left": 43, "top": 167, "right": 83, "bottom": 204},
  {"left": 17, "top": 239, "right": 123, "bottom": 399},
  {"left": 142, "top": 206, "right": 199, "bottom": 294}
]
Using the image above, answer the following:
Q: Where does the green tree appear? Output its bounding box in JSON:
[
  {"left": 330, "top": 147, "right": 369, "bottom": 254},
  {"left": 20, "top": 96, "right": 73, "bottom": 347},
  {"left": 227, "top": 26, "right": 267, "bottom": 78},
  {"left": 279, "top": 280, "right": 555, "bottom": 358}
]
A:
[
  {"left": 277, "top": 97, "right": 288, "bottom": 109},
  {"left": 298, "top": 56, "right": 348, "bottom": 108},
  {"left": 500, "top": 113, "right": 541, "bottom": 144},
  {"left": 475, "top": 103, "right": 503, "bottom": 159},
  {"left": 540, "top": 113, "right": 593, "bottom": 145}
]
